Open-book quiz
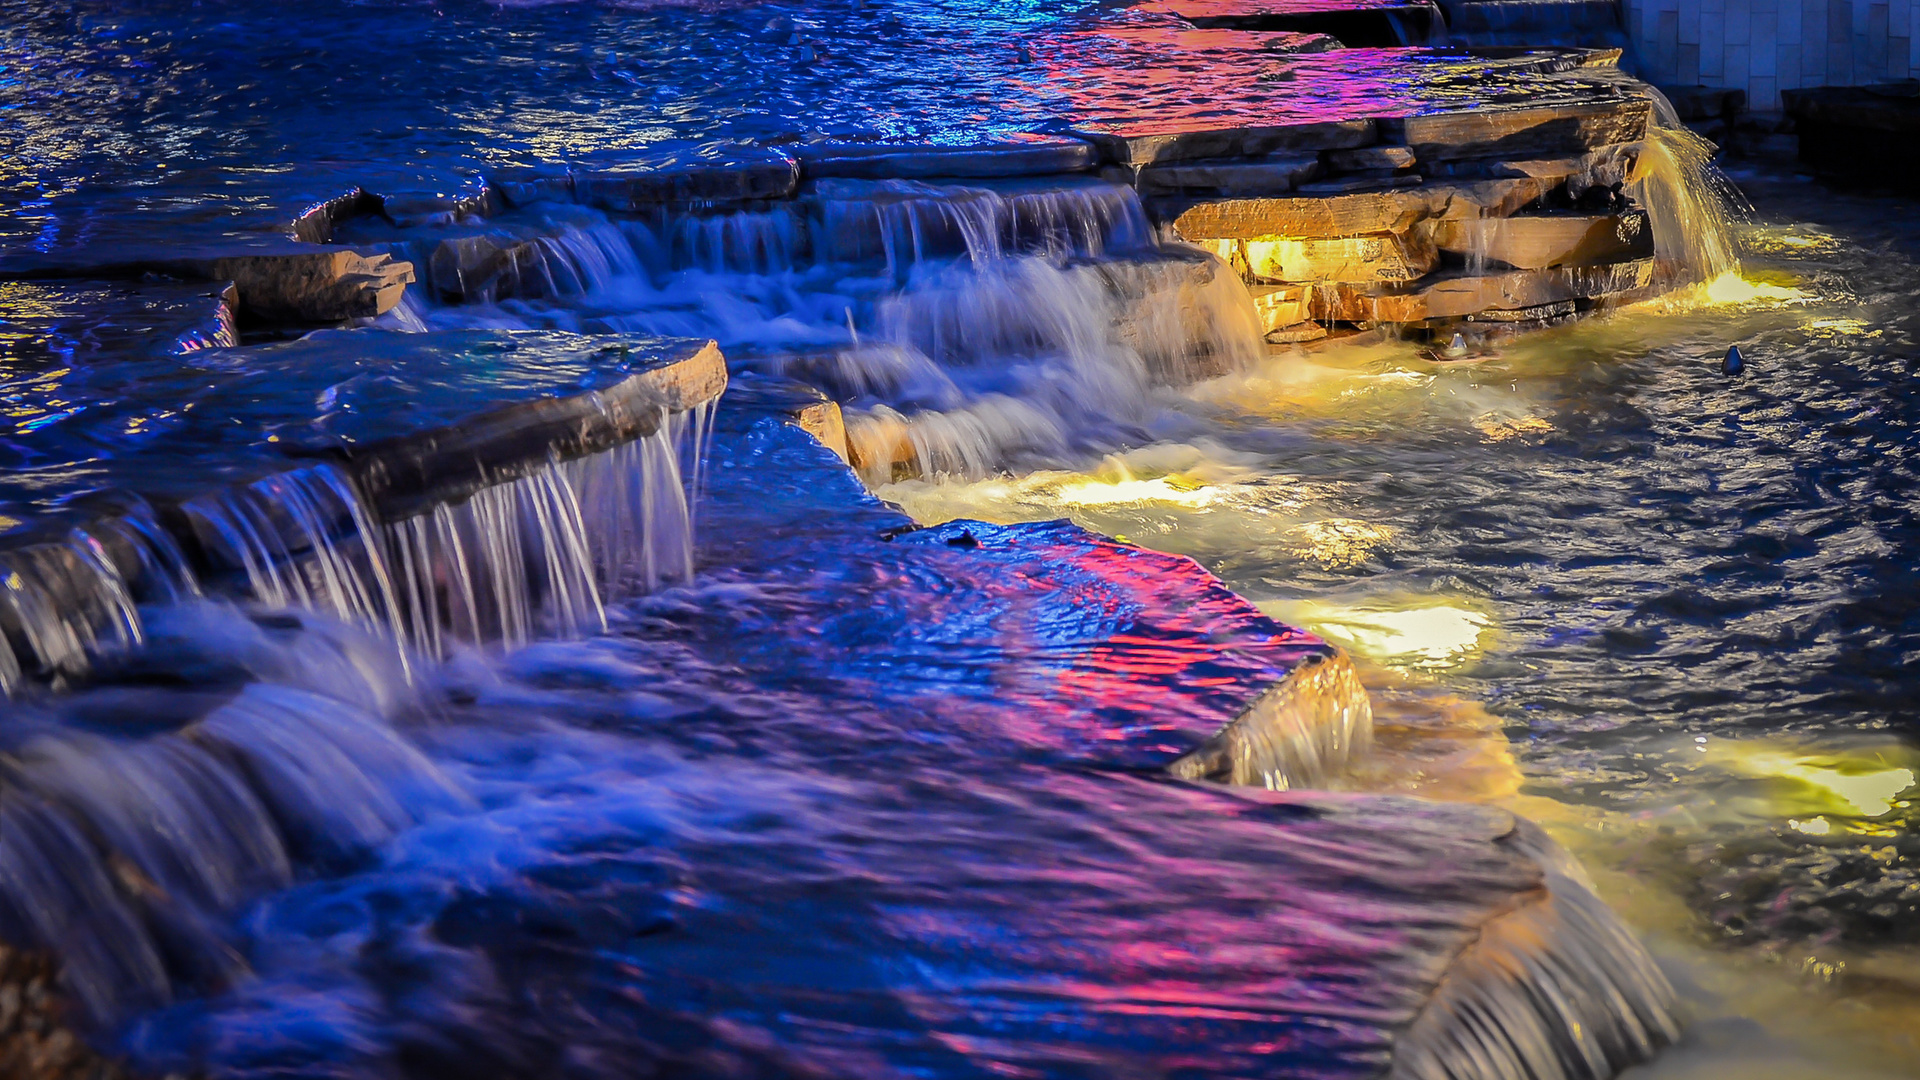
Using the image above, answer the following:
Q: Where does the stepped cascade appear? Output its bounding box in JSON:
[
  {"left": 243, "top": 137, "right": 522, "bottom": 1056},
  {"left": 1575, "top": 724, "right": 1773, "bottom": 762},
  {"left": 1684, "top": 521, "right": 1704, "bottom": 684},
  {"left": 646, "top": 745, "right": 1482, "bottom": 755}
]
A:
[{"left": 4, "top": 1, "right": 1908, "bottom": 1079}]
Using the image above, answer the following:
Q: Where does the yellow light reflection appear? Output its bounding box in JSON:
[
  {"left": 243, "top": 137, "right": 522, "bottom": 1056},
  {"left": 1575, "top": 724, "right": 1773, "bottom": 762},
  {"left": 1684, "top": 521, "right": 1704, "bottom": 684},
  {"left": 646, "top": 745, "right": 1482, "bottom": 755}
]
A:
[
  {"left": 1713, "top": 744, "right": 1917, "bottom": 817},
  {"left": 1474, "top": 414, "right": 1554, "bottom": 442},
  {"left": 1789, "top": 817, "right": 1832, "bottom": 835},
  {"left": 1261, "top": 597, "right": 1492, "bottom": 668},
  {"left": 1701, "top": 270, "right": 1808, "bottom": 306},
  {"left": 1053, "top": 475, "right": 1217, "bottom": 508},
  {"left": 1284, "top": 518, "right": 1395, "bottom": 569}
]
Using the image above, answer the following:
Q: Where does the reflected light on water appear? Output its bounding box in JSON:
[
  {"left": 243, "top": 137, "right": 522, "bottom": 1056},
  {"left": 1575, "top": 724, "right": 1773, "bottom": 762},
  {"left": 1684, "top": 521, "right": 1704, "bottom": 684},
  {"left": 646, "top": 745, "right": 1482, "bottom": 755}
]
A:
[
  {"left": 1053, "top": 474, "right": 1219, "bottom": 507},
  {"left": 1259, "top": 597, "right": 1491, "bottom": 668},
  {"left": 1699, "top": 270, "right": 1808, "bottom": 306},
  {"left": 1711, "top": 744, "right": 1917, "bottom": 818}
]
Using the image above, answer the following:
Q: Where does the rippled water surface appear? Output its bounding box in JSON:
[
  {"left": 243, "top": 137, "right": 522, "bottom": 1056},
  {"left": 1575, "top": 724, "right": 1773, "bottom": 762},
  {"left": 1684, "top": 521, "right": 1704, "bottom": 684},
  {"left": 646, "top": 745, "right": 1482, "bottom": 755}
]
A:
[{"left": 882, "top": 171, "right": 1920, "bottom": 1074}]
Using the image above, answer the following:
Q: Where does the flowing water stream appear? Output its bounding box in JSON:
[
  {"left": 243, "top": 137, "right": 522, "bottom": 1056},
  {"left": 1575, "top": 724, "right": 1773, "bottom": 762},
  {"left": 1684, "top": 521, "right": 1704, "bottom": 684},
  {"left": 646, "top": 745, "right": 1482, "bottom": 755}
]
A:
[{"left": 2, "top": 1, "right": 1919, "bottom": 1077}]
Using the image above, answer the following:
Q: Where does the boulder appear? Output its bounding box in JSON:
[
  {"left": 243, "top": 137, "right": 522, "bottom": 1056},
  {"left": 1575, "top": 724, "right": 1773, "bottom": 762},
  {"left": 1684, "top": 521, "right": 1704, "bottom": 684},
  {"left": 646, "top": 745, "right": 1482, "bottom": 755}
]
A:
[
  {"left": 200, "top": 249, "right": 414, "bottom": 322},
  {"left": 1311, "top": 257, "right": 1655, "bottom": 322},
  {"left": 1432, "top": 209, "right": 1653, "bottom": 269},
  {"left": 1245, "top": 231, "right": 1438, "bottom": 283},
  {"left": 1782, "top": 84, "right": 1920, "bottom": 188},
  {"left": 426, "top": 235, "right": 545, "bottom": 303},
  {"left": 793, "top": 135, "right": 1098, "bottom": 180}
]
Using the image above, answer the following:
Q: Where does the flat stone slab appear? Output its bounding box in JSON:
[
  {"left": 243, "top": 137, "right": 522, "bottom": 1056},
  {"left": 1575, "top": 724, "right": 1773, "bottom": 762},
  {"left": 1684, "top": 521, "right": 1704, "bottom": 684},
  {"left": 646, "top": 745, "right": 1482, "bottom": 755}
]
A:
[
  {"left": 1311, "top": 256, "right": 1655, "bottom": 321},
  {"left": 1136, "top": 152, "right": 1324, "bottom": 196},
  {"left": 1432, "top": 208, "right": 1653, "bottom": 269},
  {"left": 0, "top": 241, "right": 415, "bottom": 323},
  {"left": 793, "top": 134, "right": 1099, "bottom": 180},
  {"left": 571, "top": 145, "right": 801, "bottom": 209},
  {"left": 0, "top": 330, "right": 722, "bottom": 539}
]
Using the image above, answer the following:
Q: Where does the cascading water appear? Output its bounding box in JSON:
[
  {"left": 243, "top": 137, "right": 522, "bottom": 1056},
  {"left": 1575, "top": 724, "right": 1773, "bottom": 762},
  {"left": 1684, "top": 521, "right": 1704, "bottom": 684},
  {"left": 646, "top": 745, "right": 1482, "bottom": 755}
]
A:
[{"left": 1628, "top": 87, "right": 1751, "bottom": 283}]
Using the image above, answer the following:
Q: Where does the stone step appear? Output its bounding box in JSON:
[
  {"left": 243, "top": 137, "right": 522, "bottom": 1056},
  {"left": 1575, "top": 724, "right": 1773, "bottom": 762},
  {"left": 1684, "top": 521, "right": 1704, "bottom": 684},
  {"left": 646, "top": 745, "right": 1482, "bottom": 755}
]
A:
[
  {"left": 1246, "top": 230, "right": 1438, "bottom": 282},
  {"left": 1163, "top": 144, "right": 1638, "bottom": 239},
  {"left": 1380, "top": 95, "right": 1652, "bottom": 161},
  {"left": 1311, "top": 257, "right": 1654, "bottom": 322},
  {"left": 1431, "top": 208, "right": 1653, "bottom": 269},
  {"left": 792, "top": 135, "right": 1098, "bottom": 180},
  {"left": 0, "top": 244, "right": 416, "bottom": 324}
]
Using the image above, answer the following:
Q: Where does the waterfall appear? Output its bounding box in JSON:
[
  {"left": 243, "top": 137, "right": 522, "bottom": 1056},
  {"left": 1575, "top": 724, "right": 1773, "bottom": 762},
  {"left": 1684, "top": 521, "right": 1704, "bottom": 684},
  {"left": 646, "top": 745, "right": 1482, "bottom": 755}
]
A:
[
  {"left": 0, "top": 620, "right": 466, "bottom": 1027},
  {"left": 181, "top": 420, "right": 698, "bottom": 662},
  {"left": 1629, "top": 88, "right": 1750, "bottom": 283},
  {"left": 1392, "top": 817, "right": 1682, "bottom": 1080},
  {"left": 0, "top": 502, "right": 200, "bottom": 694},
  {"left": 1168, "top": 652, "right": 1374, "bottom": 791}
]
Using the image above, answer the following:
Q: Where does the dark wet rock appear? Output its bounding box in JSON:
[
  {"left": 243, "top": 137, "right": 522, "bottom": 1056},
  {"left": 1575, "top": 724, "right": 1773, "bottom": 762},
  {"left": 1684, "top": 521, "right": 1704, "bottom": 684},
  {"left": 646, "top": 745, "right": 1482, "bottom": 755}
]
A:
[
  {"left": 1075, "top": 117, "right": 1377, "bottom": 167},
  {"left": 1136, "top": 152, "right": 1323, "bottom": 196},
  {"left": 572, "top": 147, "right": 801, "bottom": 209},
  {"left": 1431, "top": 208, "right": 1654, "bottom": 269},
  {"left": 291, "top": 187, "right": 384, "bottom": 245},
  {"left": 1325, "top": 143, "right": 1419, "bottom": 171},
  {"left": 0, "top": 244, "right": 415, "bottom": 324},
  {"left": 1311, "top": 256, "right": 1655, "bottom": 321},
  {"left": 792, "top": 135, "right": 1098, "bottom": 180},
  {"left": 426, "top": 234, "right": 547, "bottom": 303},
  {"left": 1380, "top": 95, "right": 1653, "bottom": 161},
  {"left": 1295, "top": 169, "right": 1427, "bottom": 193},
  {"left": 0, "top": 947, "right": 130, "bottom": 1080},
  {"left": 1660, "top": 84, "right": 1747, "bottom": 122},
  {"left": 486, "top": 166, "right": 577, "bottom": 209},
  {"left": 1783, "top": 83, "right": 1920, "bottom": 190}
]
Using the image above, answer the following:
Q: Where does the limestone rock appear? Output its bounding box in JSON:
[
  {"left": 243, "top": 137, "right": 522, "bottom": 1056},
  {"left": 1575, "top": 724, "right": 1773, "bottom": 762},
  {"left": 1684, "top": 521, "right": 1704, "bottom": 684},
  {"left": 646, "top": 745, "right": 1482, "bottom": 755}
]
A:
[
  {"left": 1432, "top": 209, "right": 1652, "bottom": 269},
  {"left": 1137, "top": 153, "right": 1323, "bottom": 196},
  {"left": 291, "top": 188, "right": 383, "bottom": 244},
  {"left": 426, "top": 235, "right": 544, "bottom": 303},
  {"left": 1267, "top": 321, "right": 1329, "bottom": 343},
  {"left": 1312, "top": 257, "right": 1655, "bottom": 322},
  {"left": 794, "top": 135, "right": 1097, "bottom": 180},
  {"left": 572, "top": 148, "right": 800, "bottom": 209},
  {"left": 1381, "top": 96, "right": 1652, "bottom": 161},
  {"left": 485, "top": 166, "right": 576, "bottom": 209},
  {"left": 1325, "top": 145, "right": 1418, "bottom": 171},
  {"left": 1072, "top": 118, "right": 1376, "bottom": 167},
  {"left": 1249, "top": 282, "right": 1310, "bottom": 330},
  {"left": 1246, "top": 231, "right": 1438, "bottom": 283},
  {"left": 206, "top": 249, "right": 415, "bottom": 322}
]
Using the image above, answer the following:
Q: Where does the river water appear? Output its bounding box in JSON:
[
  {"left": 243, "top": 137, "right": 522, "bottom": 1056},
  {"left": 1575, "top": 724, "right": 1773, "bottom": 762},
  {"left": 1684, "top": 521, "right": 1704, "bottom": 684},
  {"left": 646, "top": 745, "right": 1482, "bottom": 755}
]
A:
[{"left": 3, "top": 0, "right": 1919, "bottom": 1076}]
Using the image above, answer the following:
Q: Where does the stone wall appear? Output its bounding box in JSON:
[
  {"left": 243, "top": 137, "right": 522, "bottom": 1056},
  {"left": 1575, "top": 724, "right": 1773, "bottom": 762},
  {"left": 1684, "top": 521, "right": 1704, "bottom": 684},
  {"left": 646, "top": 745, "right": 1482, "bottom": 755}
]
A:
[{"left": 1627, "top": 0, "right": 1919, "bottom": 110}]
